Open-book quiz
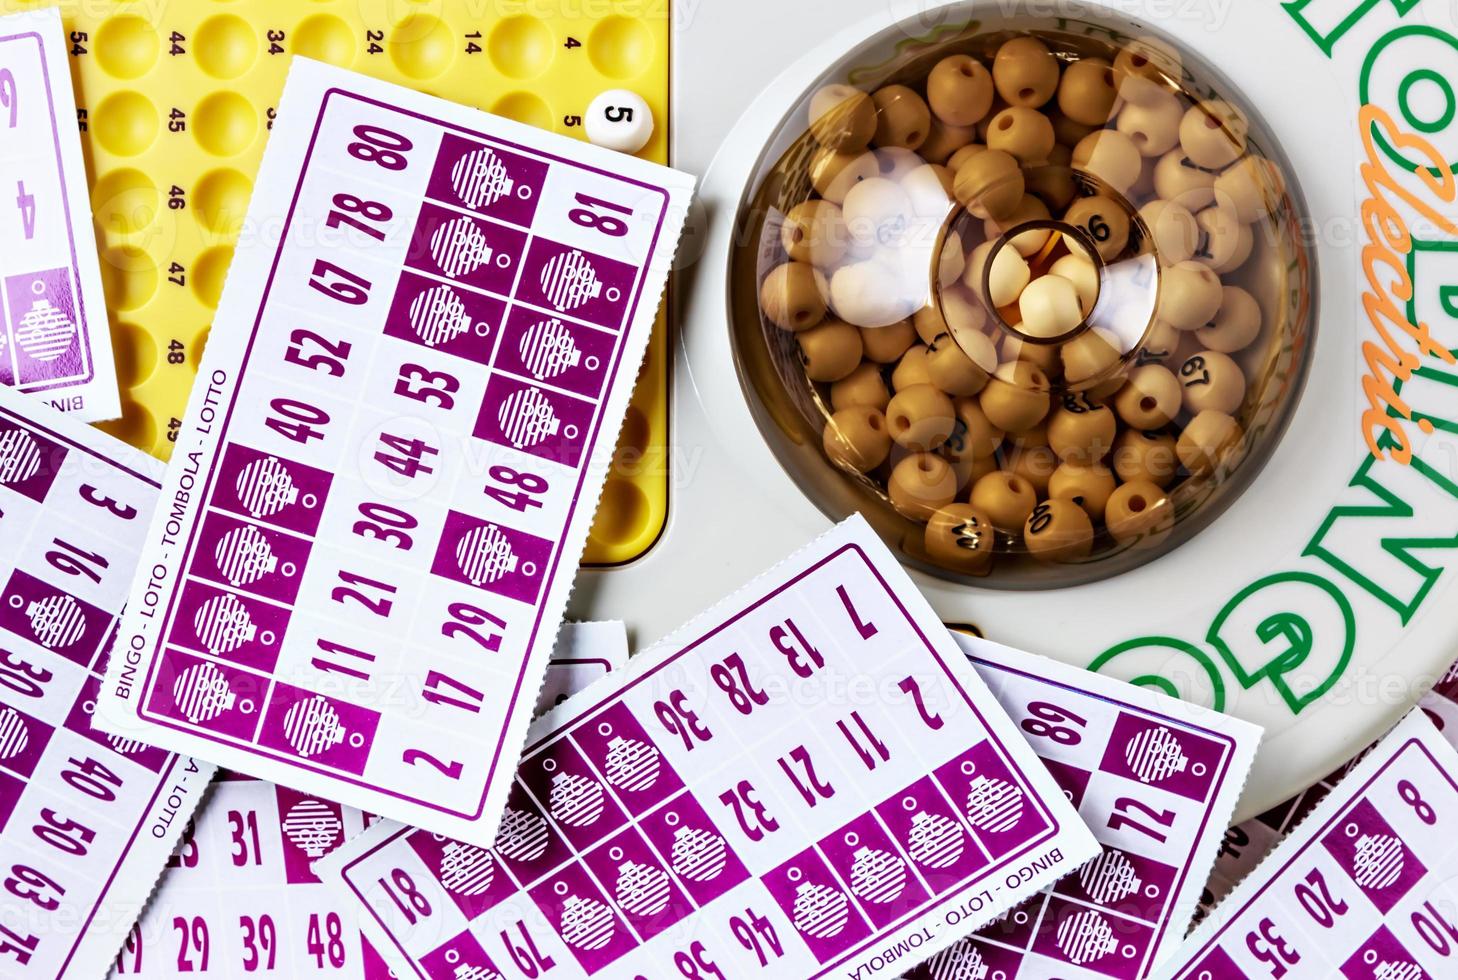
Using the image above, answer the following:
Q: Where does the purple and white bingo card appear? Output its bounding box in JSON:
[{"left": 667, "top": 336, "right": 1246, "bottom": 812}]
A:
[
  {"left": 1199, "top": 658, "right": 1458, "bottom": 922},
  {"left": 0, "top": 7, "right": 120, "bottom": 422},
  {"left": 94, "top": 57, "right": 694, "bottom": 844},
  {"left": 317, "top": 516, "right": 1100, "bottom": 980},
  {"left": 907, "top": 635, "right": 1260, "bottom": 980},
  {"left": 109, "top": 623, "right": 627, "bottom": 980},
  {"left": 1162, "top": 710, "right": 1458, "bottom": 980},
  {"left": 0, "top": 385, "right": 210, "bottom": 978}
]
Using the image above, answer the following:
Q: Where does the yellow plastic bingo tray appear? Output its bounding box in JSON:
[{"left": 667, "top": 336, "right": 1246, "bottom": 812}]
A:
[{"left": 8, "top": 0, "right": 670, "bottom": 565}]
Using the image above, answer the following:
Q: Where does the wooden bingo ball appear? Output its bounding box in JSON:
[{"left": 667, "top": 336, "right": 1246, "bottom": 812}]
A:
[
  {"left": 948, "top": 397, "right": 1005, "bottom": 460},
  {"left": 1177, "top": 410, "right": 1244, "bottom": 477},
  {"left": 780, "top": 199, "right": 848, "bottom": 268},
  {"left": 1064, "top": 194, "right": 1130, "bottom": 261},
  {"left": 798, "top": 319, "right": 863, "bottom": 382},
  {"left": 886, "top": 384, "right": 956, "bottom": 450},
  {"left": 1005, "top": 444, "right": 1059, "bottom": 497},
  {"left": 993, "top": 36, "right": 1060, "bottom": 108},
  {"left": 860, "top": 319, "right": 917, "bottom": 364},
  {"left": 979, "top": 361, "right": 1051, "bottom": 433},
  {"left": 1071, "top": 129, "right": 1142, "bottom": 194},
  {"left": 1197, "top": 286, "right": 1262, "bottom": 353},
  {"left": 967, "top": 241, "right": 1032, "bottom": 309},
  {"left": 1113, "top": 364, "right": 1183, "bottom": 429},
  {"left": 970, "top": 470, "right": 1038, "bottom": 534},
  {"left": 1049, "top": 461, "right": 1117, "bottom": 521},
  {"left": 872, "top": 84, "right": 932, "bottom": 150},
  {"left": 1157, "top": 261, "right": 1224, "bottom": 330},
  {"left": 760, "top": 261, "right": 827, "bottom": 332},
  {"left": 889, "top": 452, "right": 959, "bottom": 520},
  {"left": 808, "top": 83, "right": 877, "bottom": 151},
  {"left": 1024, "top": 498, "right": 1095, "bottom": 562},
  {"left": 1180, "top": 99, "right": 1249, "bottom": 170},
  {"left": 953, "top": 148, "right": 1025, "bottom": 220},
  {"left": 926, "top": 335, "right": 993, "bottom": 397},
  {"left": 823, "top": 407, "right": 892, "bottom": 473},
  {"left": 928, "top": 54, "right": 995, "bottom": 127},
  {"left": 809, "top": 147, "right": 879, "bottom": 204},
  {"left": 1058, "top": 58, "right": 1118, "bottom": 127},
  {"left": 1138, "top": 199, "right": 1200, "bottom": 265},
  {"left": 924, "top": 504, "right": 996, "bottom": 575},
  {"left": 892, "top": 345, "right": 934, "bottom": 390},
  {"left": 1215, "top": 155, "right": 1284, "bottom": 223},
  {"left": 986, "top": 107, "right": 1056, "bottom": 165},
  {"left": 1154, "top": 148, "right": 1217, "bottom": 211},
  {"left": 1179, "top": 350, "right": 1247, "bottom": 415},
  {"left": 1048, "top": 395, "right": 1116, "bottom": 462},
  {"left": 830, "top": 362, "right": 890, "bottom": 411},
  {"left": 1105, "top": 480, "right": 1176, "bottom": 545},
  {"left": 1116, "top": 86, "right": 1183, "bottom": 156},
  {"left": 1113, "top": 428, "right": 1180, "bottom": 487}
]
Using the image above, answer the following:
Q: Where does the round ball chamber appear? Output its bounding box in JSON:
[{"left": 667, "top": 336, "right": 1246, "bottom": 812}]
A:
[{"left": 728, "top": 16, "right": 1315, "bottom": 589}]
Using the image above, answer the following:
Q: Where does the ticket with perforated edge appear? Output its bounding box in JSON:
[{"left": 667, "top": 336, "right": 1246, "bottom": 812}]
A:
[
  {"left": 1160, "top": 710, "right": 1458, "bottom": 979},
  {"left": 0, "top": 6, "right": 120, "bottom": 423},
  {"left": 0, "top": 384, "right": 210, "bottom": 979},
  {"left": 906, "top": 634, "right": 1260, "bottom": 980},
  {"left": 95, "top": 56, "right": 694, "bottom": 844},
  {"left": 108, "top": 622, "right": 628, "bottom": 980},
  {"left": 317, "top": 515, "right": 1099, "bottom": 980}
]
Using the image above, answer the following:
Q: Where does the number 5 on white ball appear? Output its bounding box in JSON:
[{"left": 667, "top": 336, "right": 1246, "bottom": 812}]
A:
[{"left": 585, "top": 89, "right": 654, "bottom": 154}]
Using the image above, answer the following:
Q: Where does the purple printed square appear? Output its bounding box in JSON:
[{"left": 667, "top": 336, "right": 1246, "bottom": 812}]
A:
[
  {"left": 1043, "top": 759, "right": 1091, "bottom": 810},
  {"left": 582, "top": 827, "right": 692, "bottom": 939},
  {"left": 212, "top": 444, "right": 331, "bottom": 535},
  {"left": 1053, "top": 845, "right": 1177, "bottom": 924},
  {"left": 818, "top": 812, "right": 931, "bottom": 929},
  {"left": 385, "top": 271, "right": 505, "bottom": 364},
  {"left": 1321, "top": 797, "right": 1427, "bottom": 914},
  {"left": 474, "top": 374, "right": 596, "bottom": 468},
  {"left": 875, "top": 774, "right": 989, "bottom": 896},
  {"left": 0, "top": 702, "right": 52, "bottom": 779},
  {"left": 189, "top": 512, "right": 311, "bottom": 603},
  {"left": 1030, "top": 895, "right": 1152, "bottom": 978},
  {"left": 763, "top": 847, "right": 873, "bottom": 964},
  {"left": 144, "top": 648, "right": 267, "bottom": 738},
  {"left": 407, "top": 828, "right": 516, "bottom": 918},
  {"left": 0, "top": 417, "right": 65, "bottom": 500},
  {"left": 638, "top": 792, "right": 749, "bottom": 906},
  {"left": 494, "top": 307, "right": 616, "bottom": 399},
  {"left": 569, "top": 702, "right": 684, "bottom": 814},
  {"left": 273, "top": 784, "right": 349, "bottom": 883},
  {"left": 431, "top": 512, "right": 551, "bottom": 604},
  {"left": 255, "top": 684, "right": 378, "bottom": 775},
  {"left": 527, "top": 862, "right": 636, "bottom": 972},
  {"left": 0, "top": 770, "right": 22, "bottom": 833},
  {"left": 493, "top": 780, "right": 572, "bottom": 886},
  {"left": 428, "top": 134, "right": 547, "bottom": 227},
  {"left": 65, "top": 674, "right": 169, "bottom": 773},
  {"left": 1187, "top": 945, "right": 1250, "bottom": 978},
  {"left": 419, "top": 928, "right": 504, "bottom": 980},
  {"left": 517, "top": 736, "right": 626, "bottom": 850},
  {"left": 0, "top": 569, "right": 111, "bottom": 667},
  {"left": 905, "top": 937, "right": 1025, "bottom": 979},
  {"left": 1341, "top": 925, "right": 1429, "bottom": 979},
  {"left": 407, "top": 203, "right": 525, "bottom": 295},
  {"left": 168, "top": 579, "right": 289, "bottom": 673},
  {"left": 515, "top": 239, "right": 638, "bottom": 330},
  {"left": 974, "top": 895, "right": 1043, "bottom": 952},
  {"left": 935, "top": 742, "right": 1050, "bottom": 860},
  {"left": 4, "top": 267, "right": 85, "bottom": 386},
  {"left": 1100, "top": 714, "right": 1226, "bottom": 801}
]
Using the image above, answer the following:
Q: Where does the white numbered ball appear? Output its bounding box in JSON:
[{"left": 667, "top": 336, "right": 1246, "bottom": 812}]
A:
[{"left": 585, "top": 90, "right": 655, "bottom": 154}]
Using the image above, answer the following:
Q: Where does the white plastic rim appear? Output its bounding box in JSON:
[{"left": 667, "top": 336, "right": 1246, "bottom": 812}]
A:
[{"left": 682, "top": 0, "right": 1458, "bottom": 817}]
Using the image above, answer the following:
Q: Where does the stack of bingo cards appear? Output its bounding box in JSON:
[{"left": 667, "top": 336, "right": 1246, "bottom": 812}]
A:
[
  {"left": 910, "top": 636, "right": 1260, "bottom": 980},
  {"left": 319, "top": 516, "right": 1101, "bottom": 979},
  {"left": 112, "top": 624, "right": 629, "bottom": 979},
  {"left": 0, "top": 385, "right": 208, "bottom": 978},
  {"left": 95, "top": 58, "right": 694, "bottom": 843},
  {"left": 1163, "top": 710, "right": 1458, "bottom": 979},
  {"left": 0, "top": 8, "right": 119, "bottom": 422}
]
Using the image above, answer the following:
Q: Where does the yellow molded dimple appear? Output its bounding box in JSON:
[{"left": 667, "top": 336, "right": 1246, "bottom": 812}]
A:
[
  {"left": 72, "top": 0, "right": 669, "bottom": 565},
  {"left": 489, "top": 16, "right": 553, "bottom": 79},
  {"left": 194, "top": 91, "right": 258, "bottom": 156},
  {"left": 94, "top": 16, "right": 158, "bottom": 79},
  {"left": 588, "top": 16, "right": 654, "bottom": 80},
  {"left": 192, "top": 246, "right": 234, "bottom": 308},
  {"left": 491, "top": 91, "right": 553, "bottom": 129},
  {"left": 91, "top": 168, "right": 159, "bottom": 235},
  {"left": 93, "top": 90, "right": 158, "bottom": 155},
  {"left": 389, "top": 14, "right": 453, "bottom": 80},
  {"left": 194, "top": 168, "right": 253, "bottom": 235},
  {"left": 293, "top": 15, "right": 355, "bottom": 66},
  {"left": 196, "top": 15, "right": 258, "bottom": 79},
  {"left": 111, "top": 321, "right": 156, "bottom": 387},
  {"left": 99, "top": 245, "right": 159, "bottom": 311}
]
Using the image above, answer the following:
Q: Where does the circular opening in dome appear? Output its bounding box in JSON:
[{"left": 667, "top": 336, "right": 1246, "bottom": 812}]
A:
[{"left": 727, "top": 10, "right": 1317, "bottom": 589}]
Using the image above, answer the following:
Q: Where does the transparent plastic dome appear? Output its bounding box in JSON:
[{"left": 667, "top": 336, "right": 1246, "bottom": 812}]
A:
[{"left": 729, "top": 10, "right": 1316, "bottom": 587}]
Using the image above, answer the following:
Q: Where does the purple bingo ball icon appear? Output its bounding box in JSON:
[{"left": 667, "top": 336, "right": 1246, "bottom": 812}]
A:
[
  {"left": 22, "top": 592, "right": 85, "bottom": 650},
  {"left": 439, "top": 841, "right": 495, "bottom": 896},
  {"left": 0, "top": 428, "right": 41, "bottom": 485},
  {"left": 450, "top": 147, "right": 516, "bottom": 209},
  {"left": 430, "top": 215, "right": 494, "bottom": 278},
  {"left": 281, "top": 798, "right": 344, "bottom": 858}
]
